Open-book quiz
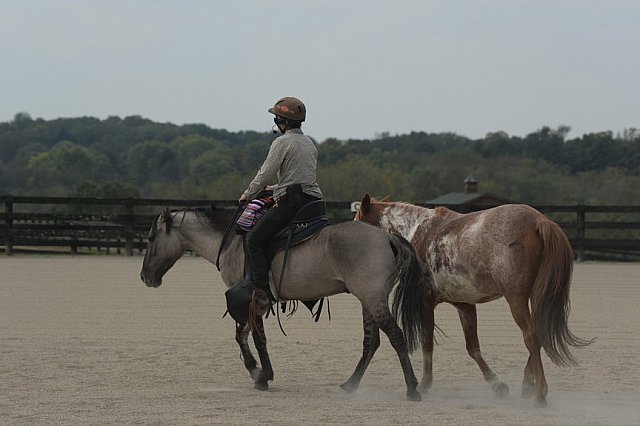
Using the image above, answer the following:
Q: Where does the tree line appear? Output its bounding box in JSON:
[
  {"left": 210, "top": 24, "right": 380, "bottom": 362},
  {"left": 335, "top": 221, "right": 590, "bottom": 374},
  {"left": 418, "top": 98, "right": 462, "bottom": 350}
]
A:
[{"left": 1, "top": 112, "right": 640, "bottom": 205}]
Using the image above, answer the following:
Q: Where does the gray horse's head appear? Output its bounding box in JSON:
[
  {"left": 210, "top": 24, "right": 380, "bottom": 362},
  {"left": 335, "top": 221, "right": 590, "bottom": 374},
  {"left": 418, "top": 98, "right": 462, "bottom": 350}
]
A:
[{"left": 140, "top": 207, "right": 184, "bottom": 288}]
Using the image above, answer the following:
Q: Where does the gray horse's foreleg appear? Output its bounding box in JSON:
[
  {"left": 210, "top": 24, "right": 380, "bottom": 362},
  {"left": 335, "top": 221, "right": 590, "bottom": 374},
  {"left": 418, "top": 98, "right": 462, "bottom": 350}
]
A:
[
  {"left": 455, "top": 303, "right": 509, "bottom": 397},
  {"left": 250, "top": 316, "right": 274, "bottom": 391},
  {"left": 341, "top": 307, "right": 380, "bottom": 392},
  {"left": 235, "top": 322, "right": 261, "bottom": 381},
  {"left": 377, "top": 309, "right": 421, "bottom": 402}
]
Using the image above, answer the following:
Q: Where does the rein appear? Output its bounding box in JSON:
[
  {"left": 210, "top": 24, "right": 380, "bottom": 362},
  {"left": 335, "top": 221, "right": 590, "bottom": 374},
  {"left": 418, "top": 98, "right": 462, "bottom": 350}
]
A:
[
  {"left": 274, "top": 227, "right": 294, "bottom": 336},
  {"left": 216, "top": 205, "right": 244, "bottom": 271}
]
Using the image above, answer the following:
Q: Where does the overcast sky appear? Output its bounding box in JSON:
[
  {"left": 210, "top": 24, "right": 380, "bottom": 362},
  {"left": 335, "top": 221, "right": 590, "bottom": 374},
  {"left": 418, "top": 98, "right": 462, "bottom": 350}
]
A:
[{"left": 1, "top": 0, "right": 638, "bottom": 142}]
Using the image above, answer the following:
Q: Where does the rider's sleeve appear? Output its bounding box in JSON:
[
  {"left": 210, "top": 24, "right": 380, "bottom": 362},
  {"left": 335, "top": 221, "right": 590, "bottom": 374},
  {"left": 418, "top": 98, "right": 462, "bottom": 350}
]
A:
[{"left": 243, "top": 139, "right": 286, "bottom": 200}]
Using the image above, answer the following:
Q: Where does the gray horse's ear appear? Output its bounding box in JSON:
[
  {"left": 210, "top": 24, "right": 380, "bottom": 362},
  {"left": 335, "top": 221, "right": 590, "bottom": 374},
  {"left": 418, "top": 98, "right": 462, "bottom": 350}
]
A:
[
  {"left": 361, "top": 194, "right": 371, "bottom": 213},
  {"left": 160, "top": 207, "right": 171, "bottom": 222}
]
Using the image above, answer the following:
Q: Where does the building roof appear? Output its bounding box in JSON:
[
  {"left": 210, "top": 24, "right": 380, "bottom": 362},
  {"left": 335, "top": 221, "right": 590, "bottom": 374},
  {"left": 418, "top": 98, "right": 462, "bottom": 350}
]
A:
[
  {"left": 426, "top": 192, "right": 511, "bottom": 205},
  {"left": 426, "top": 175, "right": 512, "bottom": 206}
]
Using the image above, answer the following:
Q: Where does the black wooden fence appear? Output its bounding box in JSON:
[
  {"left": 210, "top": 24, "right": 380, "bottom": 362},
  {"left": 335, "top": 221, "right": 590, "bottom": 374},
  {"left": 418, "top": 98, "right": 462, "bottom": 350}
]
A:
[{"left": 2, "top": 195, "right": 640, "bottom": 261}]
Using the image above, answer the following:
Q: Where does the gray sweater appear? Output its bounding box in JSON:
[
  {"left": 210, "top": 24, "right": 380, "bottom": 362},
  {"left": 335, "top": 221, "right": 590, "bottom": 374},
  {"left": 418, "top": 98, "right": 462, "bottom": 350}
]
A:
[{"left": 243, "top": 129, "right": 323, "bottom": 201}]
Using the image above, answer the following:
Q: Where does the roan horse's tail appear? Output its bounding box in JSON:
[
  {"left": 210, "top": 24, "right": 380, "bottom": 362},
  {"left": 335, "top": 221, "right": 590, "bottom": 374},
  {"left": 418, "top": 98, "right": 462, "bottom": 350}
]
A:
[
  {"left": 531, "top": 220, "right": 593, "bottom": 366},
  {"left": 388, "top": 234, "right": 433, "bottom": 353}
]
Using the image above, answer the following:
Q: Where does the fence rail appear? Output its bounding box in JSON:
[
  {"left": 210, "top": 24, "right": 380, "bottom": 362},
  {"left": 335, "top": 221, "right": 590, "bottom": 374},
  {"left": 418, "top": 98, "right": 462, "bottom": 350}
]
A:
[{"left": 2, "top": 195, "right": 640, "bottom": 261}]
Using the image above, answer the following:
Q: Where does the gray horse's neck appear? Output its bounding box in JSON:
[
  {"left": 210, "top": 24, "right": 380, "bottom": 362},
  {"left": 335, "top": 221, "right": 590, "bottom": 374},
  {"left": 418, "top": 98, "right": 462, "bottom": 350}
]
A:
[
  {"left": 172, "top": 210, "right": 223, "bottom": 263},
  {"left": 172, "top": 209, "right": 244, "bottom": 287}
]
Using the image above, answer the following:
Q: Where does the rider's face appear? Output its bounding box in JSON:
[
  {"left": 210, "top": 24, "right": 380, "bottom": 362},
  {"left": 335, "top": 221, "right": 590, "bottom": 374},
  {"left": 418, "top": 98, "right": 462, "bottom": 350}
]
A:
[{"left": 273, "top": 116, "right": 286, "bottom": 134}]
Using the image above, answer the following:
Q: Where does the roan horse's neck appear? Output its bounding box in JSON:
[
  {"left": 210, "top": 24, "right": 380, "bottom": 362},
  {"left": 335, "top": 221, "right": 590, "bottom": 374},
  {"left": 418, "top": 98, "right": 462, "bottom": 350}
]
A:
[{"left": 377, "top": 203, "right": 427, "bottom": 241}]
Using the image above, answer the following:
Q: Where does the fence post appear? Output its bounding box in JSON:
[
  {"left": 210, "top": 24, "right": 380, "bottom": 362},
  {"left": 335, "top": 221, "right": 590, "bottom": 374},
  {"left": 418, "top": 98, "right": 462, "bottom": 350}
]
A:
[
  {"left": 4, "top": 197, "right": 13, "bottom": 255},
  {"left": 70, "top": 235, "right": 78, "bottom": 255},
  {"left": 125, "top": 200, "right": 134, "bottom": 256},
  {"left": 576, "top": 204, "right": 585, "bottom": 262}
]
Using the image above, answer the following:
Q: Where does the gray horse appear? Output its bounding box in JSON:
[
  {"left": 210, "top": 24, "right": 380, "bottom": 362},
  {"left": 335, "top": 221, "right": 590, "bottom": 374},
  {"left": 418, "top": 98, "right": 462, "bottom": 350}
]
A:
[{"left": 139, "top": 205, "right": 433, "bottom": 401}]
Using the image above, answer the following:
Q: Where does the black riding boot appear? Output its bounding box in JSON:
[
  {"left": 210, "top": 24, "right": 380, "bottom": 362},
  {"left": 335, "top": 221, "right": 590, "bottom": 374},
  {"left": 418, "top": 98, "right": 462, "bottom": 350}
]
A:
[{"left": 247, "top": 247, "right": 271, "bottom": 310}]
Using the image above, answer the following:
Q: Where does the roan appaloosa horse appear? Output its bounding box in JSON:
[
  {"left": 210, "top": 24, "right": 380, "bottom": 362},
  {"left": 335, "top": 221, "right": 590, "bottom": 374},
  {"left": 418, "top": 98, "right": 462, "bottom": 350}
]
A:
[
  {"left": 355, "top": 194, "right": 592, "bottom": 406},
  {"left": 140, "top": 205, "right": 432, "bottom": 401}
]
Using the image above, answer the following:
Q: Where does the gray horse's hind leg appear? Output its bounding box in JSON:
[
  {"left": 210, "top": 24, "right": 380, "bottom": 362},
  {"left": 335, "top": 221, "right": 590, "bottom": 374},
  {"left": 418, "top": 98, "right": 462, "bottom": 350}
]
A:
[
  {"left": 341, "top": 307, "right": 380, "bottom": 392},
  {"left": 376, "top": 308, "right": 421, "bottom": 401},
  {"left": 455, "top": 303, "right": 509, "bottom": 398},
  {"left": 235, "top": 322, "right": 261, "bottom": 381},
  {"left": 250, "top": 316, "right": 274, "bottom": 391}
]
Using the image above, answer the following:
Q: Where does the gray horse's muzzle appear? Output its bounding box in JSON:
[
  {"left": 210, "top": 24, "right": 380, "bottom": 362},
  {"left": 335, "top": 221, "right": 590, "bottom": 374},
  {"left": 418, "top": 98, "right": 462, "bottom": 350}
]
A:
[{"left": 140, "top": 272, "right": 162, "bottom": 288}]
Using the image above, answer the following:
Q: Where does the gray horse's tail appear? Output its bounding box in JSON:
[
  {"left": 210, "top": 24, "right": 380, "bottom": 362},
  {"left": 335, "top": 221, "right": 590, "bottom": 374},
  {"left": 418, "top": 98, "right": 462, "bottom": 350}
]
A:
[
  {"left": 389, "top": 234, "right": 433, "bottom": 353},
  {"left": 530, "top": 219, "right": 593, "bottom": 366}
]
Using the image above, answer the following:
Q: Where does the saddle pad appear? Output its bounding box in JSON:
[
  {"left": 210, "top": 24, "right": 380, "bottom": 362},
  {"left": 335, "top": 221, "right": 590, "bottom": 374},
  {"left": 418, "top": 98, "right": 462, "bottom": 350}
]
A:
[{"left": 267, "top": 217, "right": 330, "bottom": 260}]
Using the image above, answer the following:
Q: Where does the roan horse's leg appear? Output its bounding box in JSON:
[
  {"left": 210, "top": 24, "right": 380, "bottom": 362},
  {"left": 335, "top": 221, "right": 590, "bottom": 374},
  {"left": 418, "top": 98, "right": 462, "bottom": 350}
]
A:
[
  {"left": 341, "top": 307, "right": 381, "bottom": 392},
  {"left": 250, "top": 316, "right": 274, "bottom": 391},
  {"left": 454, "top": 303, "right": 509, "bottom": 397},
  {"left": 507, "top": 296, "right": 548, "bottom": 406},
  {"left": 235, "top": 322, "right": 261, "bottom": 381},
  {"left": 522, "top": 355, "right": 536, "bottom": 398},
  {"left": 418, "top": 305, "right": 435, "bottom": 392}
]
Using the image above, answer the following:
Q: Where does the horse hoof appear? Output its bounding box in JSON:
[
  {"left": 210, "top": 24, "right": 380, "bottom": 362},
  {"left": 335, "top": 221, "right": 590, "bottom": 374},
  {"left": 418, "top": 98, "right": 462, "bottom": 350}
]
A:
[
  {"left": 521, "top": 384, "right": 534, "bottom": 399},
  {"left": 534, "top": 396, "right": 548, "bottom": 407},
  {"left": 254, "top": 381, "right": 269, "bottom": 391},
  {"left": 250, "top": 368, "right": 261, "bottom": 381},
  {"left": 406, "top": 389, "right": 422, "bottom": 402},
  {"left": 340, "top": 381, "right": 358, "bottom": 393},
  {"left": 492, "top": 381, "right": 509, "bottom": 398},
  {"left": 417, "top": 382, "right": 431, "bottom": 393}
]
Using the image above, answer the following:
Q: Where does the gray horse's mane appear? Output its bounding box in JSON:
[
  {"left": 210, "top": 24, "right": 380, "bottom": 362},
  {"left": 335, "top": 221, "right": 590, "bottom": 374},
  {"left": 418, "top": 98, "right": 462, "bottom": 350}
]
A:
[{"left": 150, "top": 204, "right": 234, "bottom": 239}]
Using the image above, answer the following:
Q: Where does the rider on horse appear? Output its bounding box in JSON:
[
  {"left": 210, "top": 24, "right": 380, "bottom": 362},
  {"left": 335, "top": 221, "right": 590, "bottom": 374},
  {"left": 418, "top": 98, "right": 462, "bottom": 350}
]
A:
[{"left": 238, "top": 97, "right": 323, "bottom": 311}]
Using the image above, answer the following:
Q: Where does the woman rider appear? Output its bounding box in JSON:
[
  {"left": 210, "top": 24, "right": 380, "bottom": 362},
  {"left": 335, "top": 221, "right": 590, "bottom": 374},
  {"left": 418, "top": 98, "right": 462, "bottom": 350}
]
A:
[{"left": 238, "top": 97, "right": 323, "bottom": 310}]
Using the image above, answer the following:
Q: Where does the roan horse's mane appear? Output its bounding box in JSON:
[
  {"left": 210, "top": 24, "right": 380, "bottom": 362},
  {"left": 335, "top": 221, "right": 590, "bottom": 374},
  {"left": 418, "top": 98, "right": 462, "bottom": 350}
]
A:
[
  {"left": 363, "top": 195, "right": 450, "bottom": 218},
  {"left": 369, "top": 195, "right": 423, "bottom": 209},
  {"left": 356, "top": 195, "right": 410, "bottom": 221}
]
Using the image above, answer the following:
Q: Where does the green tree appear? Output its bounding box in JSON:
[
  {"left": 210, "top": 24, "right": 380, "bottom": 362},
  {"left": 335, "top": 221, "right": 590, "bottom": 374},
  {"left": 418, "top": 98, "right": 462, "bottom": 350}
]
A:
[
  {"left": 474, "top": 131, "right": 522, "bottom": 158},
  {"left": 565, "top": 131, "right": 621, "bottom": 173},
  {"left": 186, "top": 149, "right": 235, "bottom": 185},
  {"left": 523, "top": 126, "right": 569, "bottom": 164},
  {"left": 72, "top": 181, "right": 141, "bottom": 198},
  {"left": 26, "top": 141, "right": 111, "bottom": 190},
  {"left": 318, "top": 156, "right": 412, "bottom": 201},
  {"left": 170, "top": 134, "right": 234, "bottom": 180},
  {"left": 126, "top": 141, "right": 178, "bottom": 184}
]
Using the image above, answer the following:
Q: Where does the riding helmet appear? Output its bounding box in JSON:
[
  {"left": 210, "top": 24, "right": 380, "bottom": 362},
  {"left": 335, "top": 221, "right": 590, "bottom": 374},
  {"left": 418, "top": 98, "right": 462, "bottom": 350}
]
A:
[{"left": 268, "top": 97, "right": 306, "bottom": 122}]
